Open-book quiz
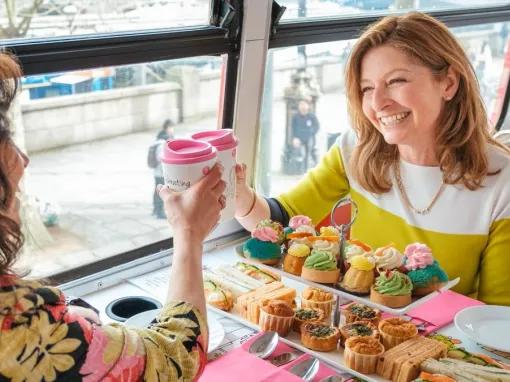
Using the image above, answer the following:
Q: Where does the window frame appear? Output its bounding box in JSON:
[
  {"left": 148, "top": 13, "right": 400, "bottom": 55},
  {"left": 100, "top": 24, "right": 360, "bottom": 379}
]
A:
[
  {"left": 268, "top": 5, "right": 510, "bottom": 130},
  {"left": 3, "top": 0, "right": 243, "bottom": 285},
  {"left": 271, "top": 5, "right": 510, "bottom": 47}
]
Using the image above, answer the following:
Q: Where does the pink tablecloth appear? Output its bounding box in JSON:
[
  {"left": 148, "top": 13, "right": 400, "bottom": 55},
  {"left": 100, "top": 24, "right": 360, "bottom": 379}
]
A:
[{"left": 200, "top": 333, "right": 352, "bottom": 382}]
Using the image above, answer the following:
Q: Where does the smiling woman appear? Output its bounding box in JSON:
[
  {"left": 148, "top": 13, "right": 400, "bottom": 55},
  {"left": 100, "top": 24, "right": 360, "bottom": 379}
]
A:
[
  {"left": 235, "top": 12, "right": 510, "bottom": 306},
  {"left": 359, "top": 45, "right": 457, "bottom": 166}
]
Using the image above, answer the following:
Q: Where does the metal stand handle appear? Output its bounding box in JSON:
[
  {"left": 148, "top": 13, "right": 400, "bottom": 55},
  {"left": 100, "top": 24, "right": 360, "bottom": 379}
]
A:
[
  {"left": 329, "top": 197, "right": 358, "bottom": 263},
  {"left": 329, "top": 197, "right": 358, "bottom": 326}
]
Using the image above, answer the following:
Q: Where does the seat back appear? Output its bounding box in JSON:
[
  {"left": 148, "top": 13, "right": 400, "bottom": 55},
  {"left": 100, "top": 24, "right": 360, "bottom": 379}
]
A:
[{"left": 315, "top": 202, "right": 352, "bottom": 240}]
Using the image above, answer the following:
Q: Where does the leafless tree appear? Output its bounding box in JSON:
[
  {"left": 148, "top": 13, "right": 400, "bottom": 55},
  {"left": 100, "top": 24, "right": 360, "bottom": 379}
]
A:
[{"left": 0, "top": 0, "right": 44, "bottom": 38}]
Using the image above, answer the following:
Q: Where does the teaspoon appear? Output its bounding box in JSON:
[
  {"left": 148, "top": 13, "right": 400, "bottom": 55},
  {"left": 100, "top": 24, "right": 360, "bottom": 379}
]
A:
[
  {"left": 288, "top": 357, "right": 320, "bottom": 382},
  {"left": 248, "top": 331, "right": 278, "bottom": 359}
]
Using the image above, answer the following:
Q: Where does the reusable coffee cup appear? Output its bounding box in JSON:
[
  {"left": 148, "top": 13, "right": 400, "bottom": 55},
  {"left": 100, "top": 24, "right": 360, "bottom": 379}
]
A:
[
  {"left": 192, "top": 129, "right": 238, "bottom": 221},
  {"left": 161, "top": 139, "right": 217, "bottom": 192}
]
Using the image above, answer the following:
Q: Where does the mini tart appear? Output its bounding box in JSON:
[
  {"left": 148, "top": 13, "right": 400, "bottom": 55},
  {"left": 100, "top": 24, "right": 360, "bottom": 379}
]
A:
[
  {"left": 339, "top": 320, "right": 379, "bottom": 347},
  {"left": 378, "top": 317, "right": 418, "bottom": 349},
  {"left": 283, "top": 243, "right": 310, "bottom": 276},
  {"left": 258, "top": 300, "right": 294, "bottom": 337},
  {"left": 301, "top": 287, "right": 335, "bottom": 321},
  {"left": 301, "top": 267, "right": 340, "bottom": 284},
  {"left": 412, "top": 278, "right": 447, "bottom": 296},
  {"left": 292, "top": 308, "right": 324, "bottom": 333},
  {"left": 301, "top": 250, "right": 340, "bottom": 284},
  {"left": 339, "top": 255, "right": 375, "bottom": 295},
  {"left": 370, "top": 286, "right": 412, "bottom": 308},
  {"left": 344, "top": 336, "right": 384, "bottom": 374},
  {"left": 301, "top": 323, "right": 340, "bottom": 352},
  {"left": 370, "top": 270, "right": 413, "bottom": 308},
  {"left": 341, "top": 303, "right": 381, "bottom": 326}
]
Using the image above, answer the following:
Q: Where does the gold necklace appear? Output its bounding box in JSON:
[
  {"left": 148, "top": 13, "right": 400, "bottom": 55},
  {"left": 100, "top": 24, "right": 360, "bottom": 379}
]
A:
[{"left": 394, "top": 162, "right": 446, "bottom": 215}]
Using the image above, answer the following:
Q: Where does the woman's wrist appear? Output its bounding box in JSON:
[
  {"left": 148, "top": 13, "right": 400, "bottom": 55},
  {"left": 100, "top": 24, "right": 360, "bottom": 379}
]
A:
[{"left": 236, "top": 187, "right": 257, "bottom": 218}]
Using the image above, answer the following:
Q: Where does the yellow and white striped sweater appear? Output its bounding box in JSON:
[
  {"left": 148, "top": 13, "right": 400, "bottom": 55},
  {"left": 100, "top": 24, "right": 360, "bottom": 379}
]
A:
[{"left": 277, "top": 130, "right": 510, "bottom": 305}]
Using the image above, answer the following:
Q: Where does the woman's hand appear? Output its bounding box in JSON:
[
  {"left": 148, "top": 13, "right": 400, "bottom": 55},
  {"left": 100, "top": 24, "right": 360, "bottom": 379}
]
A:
[
  {"left": 67, "top": 305, "right": 101, "bottom": 325},
  {"left": 235, "top": 163, "right": 255, "bottom": 217},
  {"left": 159, "top": 164, "right": 226, "bottom": 242}
]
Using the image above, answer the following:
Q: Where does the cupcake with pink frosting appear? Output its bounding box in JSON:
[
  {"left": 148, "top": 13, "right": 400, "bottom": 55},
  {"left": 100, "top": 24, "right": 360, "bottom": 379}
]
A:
[
  {"left": 403, "top": 243, "right": 448, "bottom": 296},
  {"left": 286, "top": 215, "right": 316, "bottom": 248},
  {"left": 243, "top": 220, "right": 284, "bottom": 265}
]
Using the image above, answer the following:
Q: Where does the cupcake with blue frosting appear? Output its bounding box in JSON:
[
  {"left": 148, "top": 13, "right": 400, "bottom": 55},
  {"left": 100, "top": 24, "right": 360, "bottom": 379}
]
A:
[
  {"left": 404, "top": 243, "right": 448, "bottom": 296},
  {"left": 243, "top": 220, "right": 284, "bottom": 265}
]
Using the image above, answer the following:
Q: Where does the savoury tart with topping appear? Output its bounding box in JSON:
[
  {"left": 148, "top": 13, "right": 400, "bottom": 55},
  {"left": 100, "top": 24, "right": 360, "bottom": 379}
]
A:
[
  {"left": 342, "top": 303, "right": 381, "bottom": 326},
  {"left": 292, "top": 308, "right": 324, "bottom": 333},
  {"left": 339, "top": 320, "right": 379, "bottom": 347},
  {"left": 301, "top": 323, "right": 340, "bottom": 352}
]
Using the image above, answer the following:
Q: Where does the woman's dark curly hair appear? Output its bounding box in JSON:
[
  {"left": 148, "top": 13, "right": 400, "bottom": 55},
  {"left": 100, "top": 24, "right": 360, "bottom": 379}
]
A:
[{"left": 0, "top": 52, "right": 23, "bottom": 275}]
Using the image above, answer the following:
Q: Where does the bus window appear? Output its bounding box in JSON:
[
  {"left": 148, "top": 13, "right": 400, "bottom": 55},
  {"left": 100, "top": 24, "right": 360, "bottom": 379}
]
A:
[
  {"left": 14, "top": 56, "right": 223, "bottom": 279},
  {"left": 0, "top": 0, "right": 210, "bottom": 40},
  {"left": 278, "top": 0, "right": 510, "bottom": 19},
  {"left": 256, "top": 21, "right": 509, "bottom": 197}
]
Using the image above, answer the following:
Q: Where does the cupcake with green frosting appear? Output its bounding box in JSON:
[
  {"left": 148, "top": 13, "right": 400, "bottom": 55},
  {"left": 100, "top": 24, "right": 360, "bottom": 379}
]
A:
[
  {"left": 301, "top": 249, "right": 340, "bottom": 284},
  {"left": 370, "top": 270, "right": 413, "bottom": 308}
]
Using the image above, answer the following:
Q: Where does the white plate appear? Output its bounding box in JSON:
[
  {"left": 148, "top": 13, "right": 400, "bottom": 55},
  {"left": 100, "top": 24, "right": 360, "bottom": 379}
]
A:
[
  {"left": 454, "top": 305, "right": 510, "bottom": 352},
  {"left": 125, "top": 308, "right": 225, "bottom": 353}
]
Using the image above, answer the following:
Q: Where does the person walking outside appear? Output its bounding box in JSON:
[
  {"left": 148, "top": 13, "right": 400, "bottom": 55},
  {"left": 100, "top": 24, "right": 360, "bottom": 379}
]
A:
[
  {"left": 150, "top": 119, "right": 174, "bottom": 219},
  {"left": 291, "top": 99, "right": 320, "bottom": 169}
]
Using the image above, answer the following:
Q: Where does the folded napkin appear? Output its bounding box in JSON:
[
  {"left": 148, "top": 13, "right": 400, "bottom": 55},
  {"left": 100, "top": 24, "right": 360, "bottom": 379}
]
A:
[
  {"left": 200, "top": 333, "right": 354, "bottom": 382},
  {"left": 406, "top": 290, "right": 484, "bottom": 334},
  {"left": 200, "top": 333, "right": 301, "bottom": 382}
]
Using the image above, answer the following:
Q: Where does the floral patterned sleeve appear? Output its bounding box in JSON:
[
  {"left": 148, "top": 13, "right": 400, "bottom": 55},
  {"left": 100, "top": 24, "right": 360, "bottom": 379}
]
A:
[{"left": 0, "top": 276, "right": 208, "bottom": 382}]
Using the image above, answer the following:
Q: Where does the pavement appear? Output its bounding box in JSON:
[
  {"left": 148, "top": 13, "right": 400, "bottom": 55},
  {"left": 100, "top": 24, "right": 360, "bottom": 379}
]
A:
[{"left": 15, "top": 92, "right": 349, "bottom": 278}]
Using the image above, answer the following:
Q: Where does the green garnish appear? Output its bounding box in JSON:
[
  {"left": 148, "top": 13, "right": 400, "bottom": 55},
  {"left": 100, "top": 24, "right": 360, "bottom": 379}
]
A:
[
  {"left": 307, "top": 325, "right": 335, "bottom": 337},
  {"left": 350, "top": 304, "right": 376, "bottom": 319},
  {"left": 295, "top": 309, "right": 320, "bottom": 320},
  {"left": 346, "top": 323, "right": 373, "bottom": 336}
]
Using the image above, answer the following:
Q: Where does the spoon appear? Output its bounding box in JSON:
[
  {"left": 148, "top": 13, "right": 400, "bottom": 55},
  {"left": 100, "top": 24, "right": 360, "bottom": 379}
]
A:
[
  {"left": 248, "top": 331, "right": 279, "bottom": 359},
  {"left": 318, "top": 374, "right": 353, "bottom": 382},
  {"left": 288, "top": 357, "right": 320, "bottom": 382},
  {"left": 269, "top": 351, "right": 301, "bottom": 367}
]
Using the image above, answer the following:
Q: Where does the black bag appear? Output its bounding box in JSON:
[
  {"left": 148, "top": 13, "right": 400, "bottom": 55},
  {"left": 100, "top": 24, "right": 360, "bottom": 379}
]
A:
[{"left": 147, "top": 142, "right": 160, "bottom": 168}]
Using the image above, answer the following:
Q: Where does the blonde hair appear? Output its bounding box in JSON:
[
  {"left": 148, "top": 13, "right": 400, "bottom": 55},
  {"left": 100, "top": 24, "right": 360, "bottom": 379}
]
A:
[{"left": 345, "top": 12, "right": 509, "bottom": 193}]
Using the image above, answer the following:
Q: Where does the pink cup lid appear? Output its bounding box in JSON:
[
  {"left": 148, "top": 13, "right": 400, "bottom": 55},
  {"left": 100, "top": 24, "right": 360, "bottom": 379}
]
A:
[
  {"left": 161, "top": 139, "right": 216, "bottom": 164},
  {"left": 191, "top": 129, "right": 238, "bottom": 151}
]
